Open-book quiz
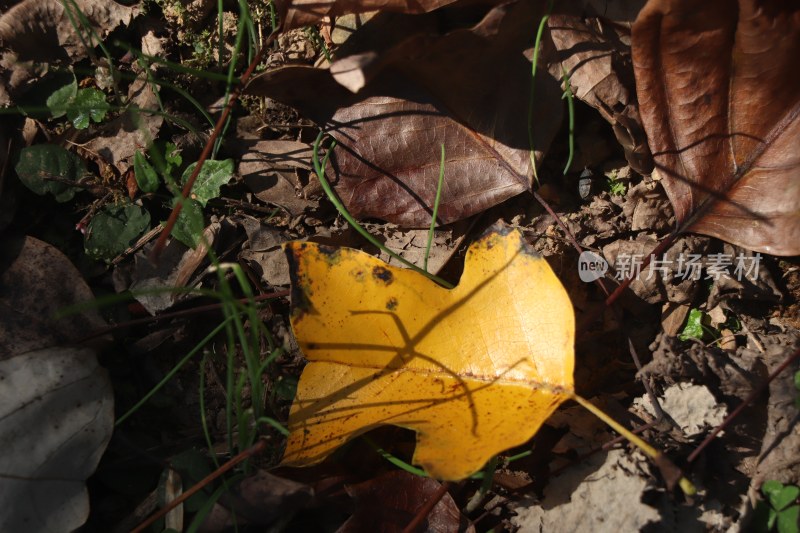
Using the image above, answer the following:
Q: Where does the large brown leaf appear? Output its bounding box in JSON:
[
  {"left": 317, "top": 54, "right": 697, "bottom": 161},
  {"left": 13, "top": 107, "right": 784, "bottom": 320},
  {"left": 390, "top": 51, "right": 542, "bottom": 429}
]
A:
[
  {"left": 632, "top": 0, "right": 800, "bottom": 256},
  {"left": 248, "top": 1, "right": 563, "bottom": 227}
]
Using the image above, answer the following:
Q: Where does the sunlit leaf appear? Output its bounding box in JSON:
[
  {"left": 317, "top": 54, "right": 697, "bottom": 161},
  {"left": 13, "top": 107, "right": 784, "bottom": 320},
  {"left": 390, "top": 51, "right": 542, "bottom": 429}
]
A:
[
  {"left": 282, "top": 225, "right": 574, "bottom": 480},
  {"left": 632, "top": 0, "right": 800, "bottom": 255}
]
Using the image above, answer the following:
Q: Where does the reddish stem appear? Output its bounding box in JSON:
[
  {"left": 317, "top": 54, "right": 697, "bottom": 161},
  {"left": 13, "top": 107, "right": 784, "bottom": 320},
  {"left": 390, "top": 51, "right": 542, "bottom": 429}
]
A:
[
  {"left": 402, "top": 481, "right": 451, "bottom": 533},
  {"left": 131, "top": 439, "right": 268, "bottom": 533},
  {"left": 150, "top": 31, "right": 278, "bottom": 262}
]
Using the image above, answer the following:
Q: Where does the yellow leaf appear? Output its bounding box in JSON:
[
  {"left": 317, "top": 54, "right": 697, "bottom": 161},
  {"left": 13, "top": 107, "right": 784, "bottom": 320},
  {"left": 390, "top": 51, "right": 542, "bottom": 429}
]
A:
[{"left": 282, "top": 225, "right": 574, "bottom": 480}]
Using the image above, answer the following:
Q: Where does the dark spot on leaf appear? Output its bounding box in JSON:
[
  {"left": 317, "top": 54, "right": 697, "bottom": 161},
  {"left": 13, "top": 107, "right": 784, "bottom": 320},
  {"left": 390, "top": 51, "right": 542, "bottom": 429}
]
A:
[
  {"left": 317, "top": 244, "right": 341, "bottom": 262},
  {"left": 372, "top": 266, "right": 393, "bottom": 284},
  {"left": 386, "top": 297, "right": 398, "bottom": 311},
  {"left": 284, "top": 245, "right": 314, "bottom": 320}
]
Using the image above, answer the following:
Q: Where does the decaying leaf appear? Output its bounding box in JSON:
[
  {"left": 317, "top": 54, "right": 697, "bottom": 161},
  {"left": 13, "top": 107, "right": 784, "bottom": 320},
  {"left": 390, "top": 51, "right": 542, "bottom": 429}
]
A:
[
  {"left": 282, "top": 225, "right": 574, "bottom": 480},
  {"left": 248, "top": 1, "right": 563, "bottom": 227},
  {"left": 0, "top": 347, "right": 114, "bottom": 533},
  {"left": 70, "top": 71, "right": 164, "bottom": 171},
  {"left": 232, "top": 139, "right": 317, "bottom": 216},
  {"left": 0, "top": 0, "right": 139, "bottom": 104},
  {"left": 273, "top": 0, "right": 459, "bottom": 31},
  {"left": 341, "top": 471, "right": 469, "bottom": 532},
  {"left": 0, "top": 236, "right": 113, "bottom": 532},
  {"left": 0, "top": 236, "right": 108, "bottom": 357},
  {"left": 632, "top": 0, "right": 800, "bottom": 255},
  {"left": 545, "top": 15, "right": 653, "bottom": 174}
]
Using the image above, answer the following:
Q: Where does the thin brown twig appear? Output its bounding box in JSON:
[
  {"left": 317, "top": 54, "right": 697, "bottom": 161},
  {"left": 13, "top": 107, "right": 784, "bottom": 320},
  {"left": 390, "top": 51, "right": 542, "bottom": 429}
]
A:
[
  {"left": 131, "top": 439, "right": 268, "bottom": 533},
  {"left": 687, "top": 345, "right": 800, "bottom": 464},
  {"left": 150, "top": 30, "right": 279, "bottom": 262}
]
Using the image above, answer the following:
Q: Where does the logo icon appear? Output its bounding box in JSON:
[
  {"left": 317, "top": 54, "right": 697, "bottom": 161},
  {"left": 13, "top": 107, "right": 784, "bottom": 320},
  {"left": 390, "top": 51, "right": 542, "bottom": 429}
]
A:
[{"left": 578, "top": 251, "right": 608, "bottom": 282}]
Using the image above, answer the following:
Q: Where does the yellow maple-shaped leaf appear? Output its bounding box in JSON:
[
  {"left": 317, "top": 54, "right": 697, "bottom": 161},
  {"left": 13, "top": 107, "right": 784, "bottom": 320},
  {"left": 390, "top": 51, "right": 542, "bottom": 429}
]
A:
[{"left": 282, "top": 225, "right": 574, "bottom": 480}]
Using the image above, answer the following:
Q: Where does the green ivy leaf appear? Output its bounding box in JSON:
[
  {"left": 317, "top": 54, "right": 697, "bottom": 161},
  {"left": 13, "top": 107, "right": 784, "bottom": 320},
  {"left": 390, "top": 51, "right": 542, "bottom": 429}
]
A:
[
  {"left": 15, "top": 144, "right": 86, "bottom": 202},
  {"left": 170, "top": 197, "right": 204, "bottom": 248},
  {"left": 85, "top": 203, "right": 151, "bottom": 261},
  {"left": 679, "top": 308, "right": 706, "bottom": 341},
  {"left": 180, "top": 159, "right": 233, "bottom": 206},
  {"left": 134, "top": 151, "right": 159, "bottom": 193},
  {"left": 46, "top": 78, "right": 78, "bottom": 118},
  {"left": 67, "top": 88, "right": 110, "bottom": 129}
]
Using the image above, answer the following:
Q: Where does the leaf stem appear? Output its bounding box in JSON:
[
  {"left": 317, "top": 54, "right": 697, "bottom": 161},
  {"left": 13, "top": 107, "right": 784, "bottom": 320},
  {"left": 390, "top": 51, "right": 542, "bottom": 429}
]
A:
[{"left": 571, "top": 393, "right": 696, "bottom": 496}]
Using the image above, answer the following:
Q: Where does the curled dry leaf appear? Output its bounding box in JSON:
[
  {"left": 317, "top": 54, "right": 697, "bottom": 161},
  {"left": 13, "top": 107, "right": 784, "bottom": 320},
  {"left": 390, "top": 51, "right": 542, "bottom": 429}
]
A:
[
  {"left": 282, "top": 225, "right": 574, "bottom": 480},
  {"left": 545, "top": 15, "right": 653, "bottom": 174},
  {"left": 632, "top": 0, "right": 800, "bottom": 255},
  {"left": 248, "top": 1, "right": 563, "bottom": 227}
]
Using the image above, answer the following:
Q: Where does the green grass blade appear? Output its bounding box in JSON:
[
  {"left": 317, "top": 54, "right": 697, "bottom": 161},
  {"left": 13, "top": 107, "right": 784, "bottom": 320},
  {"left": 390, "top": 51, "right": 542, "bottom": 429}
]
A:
[
  {"left": 424, "top": 144, "right": 446, "bottom": 273},
  {"left": 561, "top": 67, "right": 575, "bottom": 175},
  {"left": 312, "top": 131, "right": 454, "bottom": 289},
  {"left": 115, "top": 317, "right": 233, "bottom": 426},
  {"left": 527, "top": 0, "right": 554, "bottom": 186}
]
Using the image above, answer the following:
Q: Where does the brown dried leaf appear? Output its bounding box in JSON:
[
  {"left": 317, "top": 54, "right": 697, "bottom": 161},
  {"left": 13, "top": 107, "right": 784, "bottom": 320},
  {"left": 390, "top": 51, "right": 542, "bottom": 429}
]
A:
[
  {"left": 0, "top": 236, "right": 107, "bottom": 358},
  {"left": 340, "top": 471, "right": 469, "bottom": 533},
  {"left": 632, "top": 0, "right": 800, "bottom": 255},
  {"left": 69, "top": 71, "right": 163, "bottom": 171},
  {"left": 0, "top": 0, "right": 138, "bottom": 61},
  {"left": 273, "top": 0, "right": 459, "bottom": 31},
  {"left": 248, "top": 1, "right": 563, "bottom": 227},
  {"left": 0, "top": 0, "right": 139, "bottom": 103},
  {"left": 231, "top": 139, "right": 317, "bottom": 216},
  {"left": 546, "top": 15, "right": 653, "bottom": 174}
]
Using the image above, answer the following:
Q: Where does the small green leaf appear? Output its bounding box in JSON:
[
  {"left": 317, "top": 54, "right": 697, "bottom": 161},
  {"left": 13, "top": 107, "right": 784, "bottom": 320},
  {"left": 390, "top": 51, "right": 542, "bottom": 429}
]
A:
[
  {"left": 773, "top": 485, "right": 800, "bottom": 512},
  {"left": 165, "top": 142, "right": 182, "bottom": 169},
  {"left": 15, "top": 144, "right": 86, "bottom": 202},
  {"left": 134, "top": 151, "right": 159, "bottom": 193},
  {"left": 67, "top": 88, "right": 110, "bottom": 129},
  {"left": 679, "top": 308, "right": 706, "bottom": 341},
  {"left": 778, "top": 505, "right": 799, "bottom": 533},
  {"left": 764, "top": 480, "right": 785, "bottom": 500},
  {"left": 169, "top": 197, "right": 204, "bottom": 248},
  {"left": 180, "top": 159, "right": 234, "bottom": 206},
  {"left": 85, "top": 203, "right": 151, "bottom": 261},
  {"left": 46, "top": 78, "right": 78, "bottom": 118}
]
